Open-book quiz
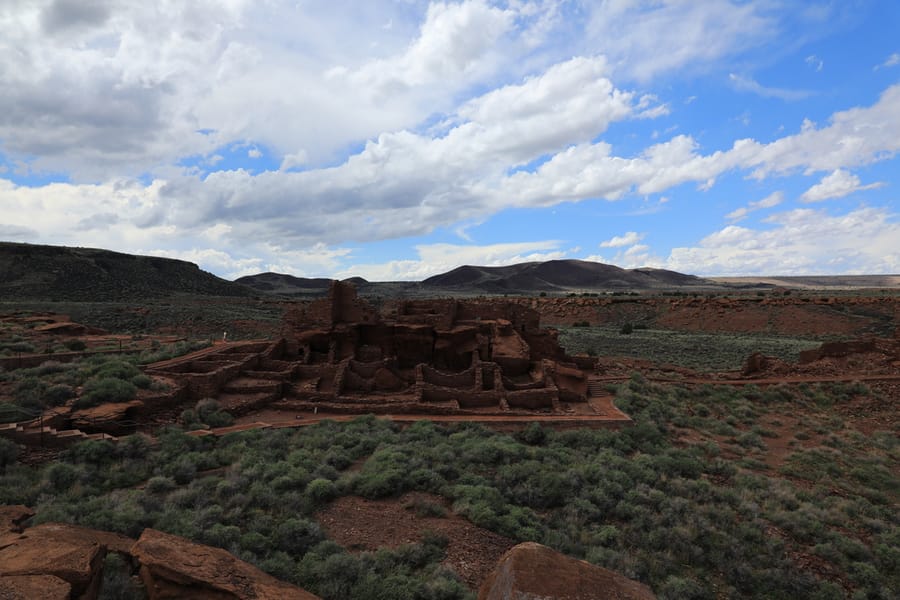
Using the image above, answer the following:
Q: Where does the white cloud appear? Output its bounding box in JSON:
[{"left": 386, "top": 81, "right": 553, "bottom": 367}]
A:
[
  {"left": 5, "top": 80, "right": 899, "bottom": 270},
  {"left": 726, "top": 191, "right": 784, "bottom": 221},
  {"left": 0, "top": 1, "right": 557, "bottom": 179},
  {"left": 805, "top": 54, "right": 823, "bottom": 72},
  {"left": 874, "top": 52, "right": 900, "bottom": 70},
  {"left": 279, "top": 150, "right": 309, "bottom": 172},
  {"left": 583, "top": 242, "right": 665, "bottom": 270},
  {"left": 665, "top": 206, "right": 900, "bottom": 275},
  {"left": 600, "top": 231, "right": 645, "bottom": 248},
  {"left": 247, "top": 147, "right": 262, "bottom": 159},
  {"left": 729, "top": 73, "right": 812, "bottom": 101},
  {"left": 583, "top": 0, "right": 778, "bottom": 82},
  {"left": 801, "top": 169, "right": 883, "bottom": 203}
]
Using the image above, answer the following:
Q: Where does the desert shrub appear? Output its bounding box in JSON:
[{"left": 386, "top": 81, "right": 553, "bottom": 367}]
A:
[
  {"left": 76, "top": 378, "right": 137, "bottom": 408},
  {"left": 67, "top": 439, "right": 116, "bottom": 465},
  {"left": 131, "top": 373, "right": 152, "bottom": 389},
  {"left": 90, "top": 359, "right": 141, "bottom": 381},
  {"left": 273, "top": 518, "right": 324, "bottom": 556},
  {"left": 116, "top": 434, "right": 152, "bottom": 460},
  {"left": 204, "top": 523, "right": 242, "bottom": 551},
  {"left": 195, "top": 398, "right": 233, "bottom": 428},
  {"left": 1, "top": 341, "right": 35, "bottom": 353},
  {"left": 13, "top": 377, "right": 48, "bottom": 410},
  {"left": 658, "top": 574, "right": 708, "bottom": 599},
  {"left": 407, "top": 497, "right": 448, "bottom": 518},
  {"left": 145, "top": 476, "right": 176, "bottom": 495},
  {"left": 306, "top": 478, "right": 337, "bottom": 504},
  {"left": 0, "top": 438, "right": 19, "bottom": 474},
  {"left": 44, "top": 462, "right": 80, "bottom": 493},
  {"left": 169, "top": 456, "right": 198, "bottom": 485},
  {"left": 517, "top": 422, "right": 547, "bottom": 445},
  {"left": 42, "top": 383, "right": 74, "bottom": 406},
  {"left": 98, "top": 551, "right": 146, "bottom": 600},
  {"left": 64, "top": 339, "right": 87, "bottom": 351}
]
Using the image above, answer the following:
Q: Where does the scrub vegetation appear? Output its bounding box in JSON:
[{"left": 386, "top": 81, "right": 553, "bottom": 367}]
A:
[
  {"left": 559, "top": 325, "right": 822, "bottom": 371},
  {"left": 1, "top": 376, "right": 896, "bottom": 599}
]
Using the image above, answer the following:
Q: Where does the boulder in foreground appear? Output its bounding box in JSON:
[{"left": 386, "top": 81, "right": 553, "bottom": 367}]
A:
[
  {"left": 131, "top": 528, "right": 321, "bottom": 599},
  {"left": 478, "top": 541, "right": 656, "bottom": 600},
  {"left": 0, "top": 574, "right": 71, "bottom": 599}
]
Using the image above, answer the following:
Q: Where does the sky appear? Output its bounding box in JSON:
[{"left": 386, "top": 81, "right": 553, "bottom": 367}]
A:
[{"left": 1, "top": 1, "right": 899, "bottom": 281}]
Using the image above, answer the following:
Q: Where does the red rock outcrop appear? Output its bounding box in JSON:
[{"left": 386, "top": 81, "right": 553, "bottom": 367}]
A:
[
  {"left": 0, "top": 505, "right": 34, "bottom": 534},
  {"left": 131, "top": 528, "right": 320, "bottom": 599},
  {"left": 478, "top": 542, "right": 656, "bottom": 600},
  {"left": 0, "top": 522, "right": 127, "bottom": 598},
  {"left": 0, "top": 507, "right": 322, "bottom": 600},
  {"left": 0, "top": 574, "right": 72, "bottom": 599}
]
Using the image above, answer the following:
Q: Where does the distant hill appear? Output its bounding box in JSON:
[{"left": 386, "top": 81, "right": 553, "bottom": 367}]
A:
[
  {"left": 422, "top": 259, "right": 709, "bottom": 293},
  {"left": 0, "top": 242, "right": 253, "bottom": 301},
  {"left": 236, "top": 272, "right": 335, "bottom": 296}
]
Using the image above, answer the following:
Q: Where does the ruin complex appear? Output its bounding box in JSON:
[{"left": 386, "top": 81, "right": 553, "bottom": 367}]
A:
[{"left": 147, "top": 281, "right": 604, "bottom": 420}]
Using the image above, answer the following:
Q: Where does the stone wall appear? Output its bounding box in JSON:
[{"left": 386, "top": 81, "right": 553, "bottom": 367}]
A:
[
  {"left": 506, "top": 388, "right": 557, "bottom": 409},
  {"left": 419, "top": 364, "right": 476, "bottom": 387}
]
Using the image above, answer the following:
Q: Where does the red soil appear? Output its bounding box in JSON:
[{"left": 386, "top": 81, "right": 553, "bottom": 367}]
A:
[{"left": 316, "top": 492, "right": 515, "bottom": 589}]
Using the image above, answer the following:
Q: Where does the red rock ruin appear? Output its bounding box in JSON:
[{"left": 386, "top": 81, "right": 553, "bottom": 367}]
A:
[{"left": 146, "top": 282, "right": 607, "bottom": 422}]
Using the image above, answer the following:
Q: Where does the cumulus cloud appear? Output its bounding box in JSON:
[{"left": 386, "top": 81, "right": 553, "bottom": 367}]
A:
[
  {"left": 3, "top": 3, "right": 899, "bottom": 280},
  {"left": 665, "top": 207, "right": 900, "bottom": 275},
  {"left": 144, "top": 242, "right": 354, "bottom": 280},
  {"left": 5, "top": 77, "right": 900, "bottom": 277},
  {"left": 583, "top": 242, "right": 665, "bottom": 270},
  {"left": 600, "top": 232, "right": 645, "bottom": 248},
  {"left": 801, "top": 169, "right": 884, "bottom": 202},
  {"left": 0, "top": 1, "right": 554, "bottom": 179},
  {"left": 726, "top": 191, "right": 784, "bottom": 221}
]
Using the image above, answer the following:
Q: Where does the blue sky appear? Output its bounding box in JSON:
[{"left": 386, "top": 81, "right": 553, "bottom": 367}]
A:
[{"left": 1, "top": 1, "right": 898, "bottom": 280}]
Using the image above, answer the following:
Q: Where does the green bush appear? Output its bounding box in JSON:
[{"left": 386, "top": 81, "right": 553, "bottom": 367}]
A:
[
  {"left": 98, "top": 552, "right": 146, "bottom": 599},
  {"left": 42, "top": 383, "right": 75, "bottom": 406},
  {"left": 196, "top": 398, "right": 233, "bottom": 428},
  {"left": 13, "top": 377, "right": 48, "bottom": 410},
  {"left": 64, "top": 339, "right": 87, "bottom": 351},
  {"left": 75, "top": 378, "right": 137, "bottom": 408},
  {"left": 0, "top": 438, "right": 19, "bottom": 474},
  {"left": 91, "top": 359, "right": 141, "bottom": 381},
  {"left": 306, "top": 478, "right": 337, "bottom": 504},
  {"left": 131, "top": 373, "right": 152, "bottom": 389}
]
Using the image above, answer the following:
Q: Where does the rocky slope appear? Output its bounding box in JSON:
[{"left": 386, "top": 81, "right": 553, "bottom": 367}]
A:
[{"left": 0, "top": 242, "right": 253, "bottom": 301}]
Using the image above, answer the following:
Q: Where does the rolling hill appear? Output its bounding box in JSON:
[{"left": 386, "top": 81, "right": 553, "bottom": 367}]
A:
[
  {"left": 0, "top": 242, "right": 253, "bottom": 301},
  {"left": 422, "top": 259, "right": 709, "bottom": 293}
]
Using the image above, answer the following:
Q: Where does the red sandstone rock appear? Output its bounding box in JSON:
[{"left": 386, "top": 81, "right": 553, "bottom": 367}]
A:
[
  {"left": 0, "top": 574, "right": 71, "bottom": 599},
  {"left": 131, "top": 528, "right": 320, "bottom": 599},
  {"left": 0, "top": 522, "right": 109, "bottom": 598},
  {"left": 0, "top": 506, "right": 34, "bottom": 534},
  {"left": 478, "top": 542, "right": 656, "bottom": 600}
]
